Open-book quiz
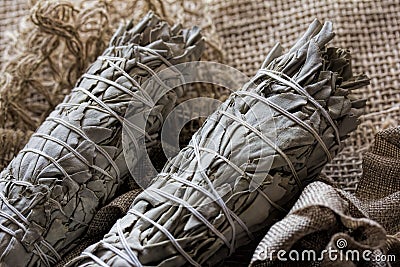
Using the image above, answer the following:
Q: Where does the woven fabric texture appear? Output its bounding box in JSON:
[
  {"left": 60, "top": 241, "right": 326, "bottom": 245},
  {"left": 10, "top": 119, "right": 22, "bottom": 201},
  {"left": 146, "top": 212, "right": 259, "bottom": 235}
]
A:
[
  {"left": 250, "top": 127, "right": 400, "bottom": 267},
  {"left": 209, "top": 0, "right": 400, "bottom": 192},
  {"left": 0, "top": 0, "right": 29, "bottom": 66},
  {"left": 0, "top": 0, "right": 30, "bottom": 168}
]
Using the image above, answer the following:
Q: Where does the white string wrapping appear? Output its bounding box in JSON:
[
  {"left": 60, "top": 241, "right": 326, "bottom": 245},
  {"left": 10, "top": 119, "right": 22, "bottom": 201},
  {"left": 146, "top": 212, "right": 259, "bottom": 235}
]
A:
[{"left": 76, "top": 68, "right": 341, "bottom": 266}]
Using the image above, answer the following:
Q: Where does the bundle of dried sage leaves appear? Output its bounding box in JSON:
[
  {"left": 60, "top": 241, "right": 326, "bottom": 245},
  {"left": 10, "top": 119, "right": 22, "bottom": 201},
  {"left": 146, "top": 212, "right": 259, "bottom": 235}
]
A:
[
  {"left": 0, "top": 12, "right": 204, "bottom": 266},
  {"left": 68, "top": 19, "right": 369, "bottom": 267}
]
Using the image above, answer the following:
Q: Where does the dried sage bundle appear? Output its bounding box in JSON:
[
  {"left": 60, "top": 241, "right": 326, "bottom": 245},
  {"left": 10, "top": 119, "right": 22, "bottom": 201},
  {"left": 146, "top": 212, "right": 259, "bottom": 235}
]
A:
[
  {"left": 68, "top": 20, "right": 369, "bottom": 266},
  {"left": 0, "top": 12, "right": 204, "bottom": 266}
]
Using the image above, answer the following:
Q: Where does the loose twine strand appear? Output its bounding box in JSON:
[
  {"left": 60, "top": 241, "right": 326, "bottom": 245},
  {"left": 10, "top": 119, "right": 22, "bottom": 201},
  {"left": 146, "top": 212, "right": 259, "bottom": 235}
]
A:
[
  {"left": 0, "top": 0, "right": 110, "bottom": 129},
  {"left": 78, "top": 69, "right": 339, "bottom": 266}
]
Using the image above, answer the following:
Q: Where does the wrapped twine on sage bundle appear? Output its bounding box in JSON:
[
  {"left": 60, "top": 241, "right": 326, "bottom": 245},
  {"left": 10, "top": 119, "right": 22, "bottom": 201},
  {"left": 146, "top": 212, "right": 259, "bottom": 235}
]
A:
[
  {"left": 68, "top": 19, "right": 369, "bottom": 267},
  {"left": 0, "top": 12, "right": 204, "bottom": 266}
]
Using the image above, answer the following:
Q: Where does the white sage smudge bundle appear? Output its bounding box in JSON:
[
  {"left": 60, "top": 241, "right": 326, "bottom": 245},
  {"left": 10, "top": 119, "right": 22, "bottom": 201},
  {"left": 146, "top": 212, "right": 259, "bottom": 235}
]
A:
[
  {"left": 0, "top": 12, "right": 204, "bottom": 266},
  {"left": 68, "top": 20, "right": 369, "bottom": 266}
]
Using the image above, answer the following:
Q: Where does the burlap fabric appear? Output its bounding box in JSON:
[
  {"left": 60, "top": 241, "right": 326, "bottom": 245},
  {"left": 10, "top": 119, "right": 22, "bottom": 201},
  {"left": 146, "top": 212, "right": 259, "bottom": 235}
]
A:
[
  {"left": 0, "top": 0, "right": 399, "bottom": 266},
  {"left": 0, "top": 0, "right": 28, "bottom": 64},
  {"left": 250, "top": 127, "right": 400, "bottom": 267},
  {"left": 208, "top": 0, "right": 400, "bottom": 192},
  {"left": 0, "top": 0, "right": 30, "bottom": 169}
]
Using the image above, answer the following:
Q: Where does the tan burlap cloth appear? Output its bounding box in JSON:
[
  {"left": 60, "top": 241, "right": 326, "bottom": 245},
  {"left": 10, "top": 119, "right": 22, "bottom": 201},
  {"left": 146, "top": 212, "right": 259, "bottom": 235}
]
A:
[
  {"left": 0, "top": 0, "right": 399, "bottom": 266},
  {"left": 250, "top": 127, "right": 400, "bottom": 266}
]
